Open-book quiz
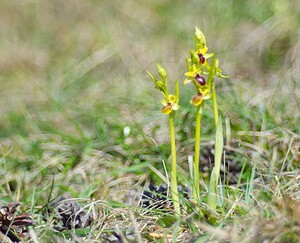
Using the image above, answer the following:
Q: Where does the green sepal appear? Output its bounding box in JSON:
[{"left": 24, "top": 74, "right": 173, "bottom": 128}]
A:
[
  {"left": 191, "top": 50, "right": 199, "bottom": 64},
  {"left": 146, "top": 69, "right": 157, "bottom": 83},
  {"left": 185, "top": 57, "right": 192, "bottom": 71}
]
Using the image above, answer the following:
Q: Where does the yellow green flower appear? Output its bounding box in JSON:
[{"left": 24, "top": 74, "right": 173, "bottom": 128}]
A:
[
  {"left": 191, "top": 89, "right": 211, "bottom": 106},
  {"left": 184, "top": 63, "right": 207, "bottom": 88},
  {"left": 161, "top": 94, "right": 180, "bottom": 114},
  {"left": 160, "top": 81, "right": 179, "bottom": 114}
]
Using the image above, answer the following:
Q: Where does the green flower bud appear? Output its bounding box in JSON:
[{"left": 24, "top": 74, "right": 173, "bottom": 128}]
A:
[
  {"left": 156, "top": 63, "right": 167, "bottom": 79},
  {"left": 155, "top": 81, "right": 164, "bottom": 91},
  {"left": 194, "top": 27, "right": 206, "bottom": 50}
]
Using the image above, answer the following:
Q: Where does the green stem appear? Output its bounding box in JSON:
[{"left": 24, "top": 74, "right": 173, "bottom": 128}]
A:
[
  {"left": 212, "top": 81, "right": 218, "bottom": 127},
  {"left": 193, "top": 104, "right": 203, "bottom": 203},
  {"left": 169, "top": 112, "right": 180, "bottom": 215}
]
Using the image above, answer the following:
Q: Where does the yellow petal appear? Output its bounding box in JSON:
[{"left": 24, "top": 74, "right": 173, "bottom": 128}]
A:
[
  {"left": 203, "top": 94, "right": 212, "bottom": 100},
  {"left": 184, "top": 71, "right": 195, "bottom": 78},
  {"left": 204, "top": 53, "right": 214, "bottom": 59},
  {"left": 160, "top": 99, "right": 168, "bottom": 106},
  {"left": 172, "top": 103, "right": 180, "bottom": 111},
  {"left": 184, "top": 78, "right": 192, "bottom": 85}
]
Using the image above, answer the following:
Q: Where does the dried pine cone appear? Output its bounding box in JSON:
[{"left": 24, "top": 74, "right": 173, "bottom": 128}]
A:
[
  {"left": 51, "top": 198, "right": 93, "bottom": 231},
  {"left": 0, "top": 202, "right": 34, "bottom": 242}
]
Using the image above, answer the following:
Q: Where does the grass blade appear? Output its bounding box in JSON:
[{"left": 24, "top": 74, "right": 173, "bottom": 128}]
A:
[{"left": 207, "top": 116, "right": 223, "bottom": 210}]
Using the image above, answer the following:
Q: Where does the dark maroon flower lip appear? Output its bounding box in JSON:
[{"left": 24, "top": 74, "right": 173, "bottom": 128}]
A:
[
  {"left": 198, "top": 53, "right": 206, "bottom": 64},
  {"left": 194, "top": 74, "right": 206, "bottom": 86}
]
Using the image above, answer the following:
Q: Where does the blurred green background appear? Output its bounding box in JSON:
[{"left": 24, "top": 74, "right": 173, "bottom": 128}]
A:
[
  {"left": 0, "top": 0, "right": 299, "bottom": 136},
  {"left": 0, "top": 0, "right": 299, "bottom": 200}
]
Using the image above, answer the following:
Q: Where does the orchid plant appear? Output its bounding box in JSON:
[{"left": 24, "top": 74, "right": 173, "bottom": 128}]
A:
[
  {"left": 147, "top": 27, "right": 228, "bottom": 215},
  {"left": 147, "top": 64, "right": 181, "bottom": 215},
  {"left": 184, "top": 27, "right": 228, "bottom": 210}
]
